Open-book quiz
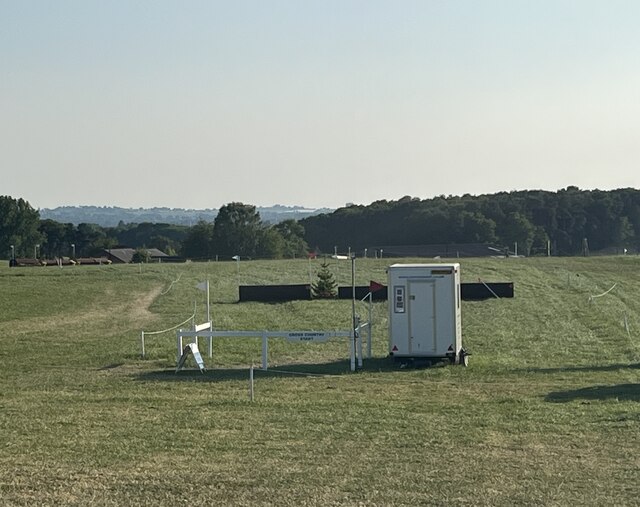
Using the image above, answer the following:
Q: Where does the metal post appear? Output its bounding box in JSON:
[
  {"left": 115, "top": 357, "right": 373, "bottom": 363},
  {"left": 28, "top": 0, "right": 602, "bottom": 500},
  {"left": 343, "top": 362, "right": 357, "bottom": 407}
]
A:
[
  {"left": 367, "top": 292, "right": 373, "bottom": 358},
  {"left": 261, "top": 331, "right": 268, "bottom": 370},
  {"left": 349, "top": 329, "right": 356, "bottom": 371},
  {"left": 141, "top": 331, "right": 145, "bottom": 358},
  {"left": 356, "top": 316, "right": 363, "bottom": 369},
  {"left": 177, "top": 329, "right": 183, "bottom": 363},
  {"left": 206, "top": 280, "right": 211, "bottom": 324},
  {"left": 249, "top": 365, "right": 254, "bottom": 402},
  {"left": 351, "top": 255, "right": 357, "bottom": 370}
]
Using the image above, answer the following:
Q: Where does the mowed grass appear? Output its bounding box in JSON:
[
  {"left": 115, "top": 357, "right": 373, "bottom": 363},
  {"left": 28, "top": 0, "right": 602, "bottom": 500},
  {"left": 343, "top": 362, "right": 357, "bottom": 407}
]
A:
[{"left": 0, "top": 256, "right": 639, "bottom": 506}]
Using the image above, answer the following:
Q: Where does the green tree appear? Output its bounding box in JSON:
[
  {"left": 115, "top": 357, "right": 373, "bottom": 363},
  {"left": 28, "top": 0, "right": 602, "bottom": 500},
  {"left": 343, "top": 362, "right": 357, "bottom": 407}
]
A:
[
  {"left": 39, "top": 219, "right": 75, "bottom": 258},
  {"left": 149, "top": 235, "right": 178, "bottom": 256},
  {"left": 258, "top": 227, "right": 286, "bottom": 259},
  {"left": 529, "top": 226, "right": 550, "bottom": 256},
  {"left": 612, "top": 216, "right": 635, "bottom": 247},
  {"left": 110, "top": 222, "right": 188, "bottom": 253},
  {"left": 273, "top": 219, "right": 309, "bottom": 258},
  {"left": 132, "top": 248, "right": 151, "bottom": 263},
  {"left": 497, "top": 212, "right": 535, "bottom": 255},
  {"left": 0, "top": 196, "right": 43, "bottom": 258},
  {"left": 74, "top": 223, "right": 108, "bottom": 257},
  {"left": 299, "top": 187, "right": 640, "bottom": 256},
  {"left": 212, "top": 202, "right": 277, "bottom": 258},
  {"left": 311, "top": 260, "right": 337, "bottom": 299},
  {"left": 182, "top": 220, "right": 214, "bottom": 259},
  {"left": 452, "top": 210, "right": 497, "bottom": 243}
]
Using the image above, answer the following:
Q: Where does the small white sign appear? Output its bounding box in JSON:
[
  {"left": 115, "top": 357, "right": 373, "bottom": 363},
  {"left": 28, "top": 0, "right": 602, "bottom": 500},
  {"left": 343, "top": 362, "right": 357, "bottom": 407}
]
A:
[
  {"left": 285, "top": 331, "right": 330, "bottom": 342},
  {"left": 176, "top": 342, "right": 206, "bottom": 373}
]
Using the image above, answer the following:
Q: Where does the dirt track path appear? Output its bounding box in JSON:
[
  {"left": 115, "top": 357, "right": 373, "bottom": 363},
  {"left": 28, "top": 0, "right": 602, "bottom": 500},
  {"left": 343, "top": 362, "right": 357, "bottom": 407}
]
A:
[{"left": 0, "top": 285, "right": 164, "bottom": 336}]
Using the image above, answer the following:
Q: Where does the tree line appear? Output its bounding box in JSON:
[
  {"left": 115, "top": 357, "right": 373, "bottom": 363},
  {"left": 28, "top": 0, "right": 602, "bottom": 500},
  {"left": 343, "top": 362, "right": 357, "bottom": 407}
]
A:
[
  {"left": 2, "top": 187, "right": 640, "bottom": 260},
  {"left": 40, "top": 204, "right": 330, "bottom": 227},
  {"left": 300, "top": 187, "right": 640, "bottom": 256},
  {"left": 1, "top": 197, "right": 308, "bottom": 260}
]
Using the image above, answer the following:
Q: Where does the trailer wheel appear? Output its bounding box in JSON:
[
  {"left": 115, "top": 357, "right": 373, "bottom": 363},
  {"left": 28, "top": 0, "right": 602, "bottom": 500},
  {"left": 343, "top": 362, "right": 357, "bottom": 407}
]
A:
[{"left": 459, "top": 349, "right": 469, "bottom": 367}]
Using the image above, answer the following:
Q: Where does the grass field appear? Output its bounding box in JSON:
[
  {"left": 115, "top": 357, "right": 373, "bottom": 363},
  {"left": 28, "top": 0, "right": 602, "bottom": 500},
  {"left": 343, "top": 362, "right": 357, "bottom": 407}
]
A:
[{"left": 0, "top": 256, "right": 639, "bottom": 506}]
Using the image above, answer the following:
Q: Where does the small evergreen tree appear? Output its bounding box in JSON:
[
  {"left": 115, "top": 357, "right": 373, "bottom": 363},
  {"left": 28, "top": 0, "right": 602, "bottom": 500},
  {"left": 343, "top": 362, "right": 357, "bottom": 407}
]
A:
[
  {"left": 132, "top": 248, "right": 151, "bottom": 263},
  {"left": 311, "top": 260, "right": 337, "bottom": 299}
]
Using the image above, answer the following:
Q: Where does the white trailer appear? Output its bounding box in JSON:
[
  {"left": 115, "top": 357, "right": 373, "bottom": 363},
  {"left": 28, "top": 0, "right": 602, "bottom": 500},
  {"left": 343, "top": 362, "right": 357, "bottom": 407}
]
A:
[{"left": 388, "top": 263, "right": 468, "bottom": 366}]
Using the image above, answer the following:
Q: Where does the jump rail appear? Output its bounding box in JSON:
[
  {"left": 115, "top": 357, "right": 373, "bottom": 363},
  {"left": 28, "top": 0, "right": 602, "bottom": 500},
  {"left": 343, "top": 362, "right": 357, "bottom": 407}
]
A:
[{"left": 177, "top": 319, "right": 371, "bottom": 373}]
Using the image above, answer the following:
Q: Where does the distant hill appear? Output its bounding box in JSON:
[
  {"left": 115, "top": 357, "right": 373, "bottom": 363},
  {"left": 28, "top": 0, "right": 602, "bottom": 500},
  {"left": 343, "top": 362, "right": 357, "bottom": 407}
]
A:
[{"left": 39, "top": 205, "right": 332, "bottom": 227}]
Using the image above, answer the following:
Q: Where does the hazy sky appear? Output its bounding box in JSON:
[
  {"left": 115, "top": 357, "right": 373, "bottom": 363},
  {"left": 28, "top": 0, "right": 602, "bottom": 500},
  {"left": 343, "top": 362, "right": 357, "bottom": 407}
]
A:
[{"left": 2, "top": 1, "right": 640, "bottom": 210}]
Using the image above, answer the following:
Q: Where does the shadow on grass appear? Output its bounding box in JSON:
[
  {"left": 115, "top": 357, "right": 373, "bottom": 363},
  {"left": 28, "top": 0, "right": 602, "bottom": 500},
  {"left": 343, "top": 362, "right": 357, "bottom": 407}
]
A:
[
  {"left": 546, "top": 383, "right": 640, "bottom": 403},
  {"left": 516, "top": 363, "right": 640, "bottom": 374},
  {"left": 133, "top": 356, "right": 449, "bottom": 383}
]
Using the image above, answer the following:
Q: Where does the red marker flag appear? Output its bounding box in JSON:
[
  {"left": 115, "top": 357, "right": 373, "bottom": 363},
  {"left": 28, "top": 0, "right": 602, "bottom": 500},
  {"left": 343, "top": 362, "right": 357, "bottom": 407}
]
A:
[{"left": 369, "top": 280, "right": 386, "bottom": 293}]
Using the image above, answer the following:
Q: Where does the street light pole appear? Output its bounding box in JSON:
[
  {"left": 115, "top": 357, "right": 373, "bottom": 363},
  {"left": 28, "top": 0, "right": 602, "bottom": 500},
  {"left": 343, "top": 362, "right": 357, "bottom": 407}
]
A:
[{"left": 71, "top": 243, "right": 76, "bottom": 259}]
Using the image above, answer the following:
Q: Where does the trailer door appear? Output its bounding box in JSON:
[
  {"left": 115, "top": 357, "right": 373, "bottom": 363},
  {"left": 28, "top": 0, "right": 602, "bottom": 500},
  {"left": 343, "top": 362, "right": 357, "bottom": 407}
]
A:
[{"left": 408, "top": 280, "right": 437, "bottom": 354}]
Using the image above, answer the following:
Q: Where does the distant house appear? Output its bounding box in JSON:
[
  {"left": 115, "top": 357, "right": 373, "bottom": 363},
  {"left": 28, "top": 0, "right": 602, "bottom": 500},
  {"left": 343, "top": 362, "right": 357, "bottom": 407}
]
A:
[
  {"left": 146, "top": 248, "right": 171, "bottom": 262},
  {"left": 104, "top": 248, "right": 170, "bottom": 264}
]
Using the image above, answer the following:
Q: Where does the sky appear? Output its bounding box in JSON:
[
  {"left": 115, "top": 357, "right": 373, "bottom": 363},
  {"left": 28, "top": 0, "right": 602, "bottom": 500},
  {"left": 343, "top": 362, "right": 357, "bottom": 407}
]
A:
[{"left": 2, "top": 1, "right": 640, "bottom": 210}]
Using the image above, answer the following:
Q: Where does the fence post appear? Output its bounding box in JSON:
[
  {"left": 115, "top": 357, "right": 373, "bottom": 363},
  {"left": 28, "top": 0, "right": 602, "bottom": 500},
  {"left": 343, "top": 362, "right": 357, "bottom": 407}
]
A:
[
  {"left": 208, "top": 321, "right": 213, "bottom": 358},
  {"left": 350, "top": 328, "right": 356, "bottom": 372},
  {"left": 367, "top": 292, "right": 373, "bottom": 359},
  {"left": 249, "top": 365, "right": 254, "bottom": 402},
  {"left": 356, "top": 316, "right": 363, "bottom": 369},
  {"left": 141, "top": 331, "right": 145, "bottom": 359},
  {"left": 261, "top": 331, "right": 268, "bottom": 370}
]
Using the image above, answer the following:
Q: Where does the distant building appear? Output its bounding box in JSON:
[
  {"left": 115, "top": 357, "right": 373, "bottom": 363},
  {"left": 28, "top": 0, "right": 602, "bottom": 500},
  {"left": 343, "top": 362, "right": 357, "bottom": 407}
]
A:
[{"left": 104, "top": 248, "right": 170, "bottom": 264}]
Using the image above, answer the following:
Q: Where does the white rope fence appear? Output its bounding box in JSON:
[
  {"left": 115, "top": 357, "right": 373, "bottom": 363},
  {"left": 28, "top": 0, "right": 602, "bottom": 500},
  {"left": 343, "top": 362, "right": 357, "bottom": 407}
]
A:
[
  {"left": 588, "top": 283, "right": 617, "bottom": 303},
  {"left": 160, "top": 273, "right": 183, "bottom": 295},
  {"left": 140, "top": 310, "right": 195, "bottom": 358}
]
